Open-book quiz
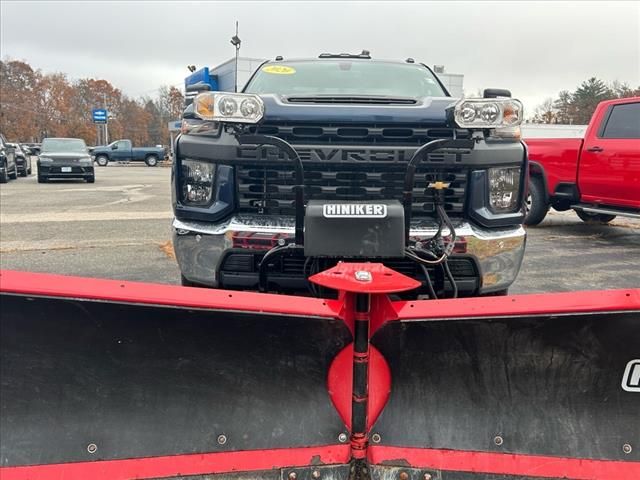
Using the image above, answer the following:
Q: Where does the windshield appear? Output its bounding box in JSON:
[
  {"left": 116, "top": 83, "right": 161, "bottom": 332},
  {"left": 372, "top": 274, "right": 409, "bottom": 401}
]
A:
[
  {"left": 245, "top": 60, "right": 447, "bottom": 98},
  {"left": 41, "top": 138, "right": 87, "bottom": 153}
]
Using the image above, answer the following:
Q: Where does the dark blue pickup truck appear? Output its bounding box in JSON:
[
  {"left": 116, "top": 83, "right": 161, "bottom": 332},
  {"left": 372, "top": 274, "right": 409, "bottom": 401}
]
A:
[
  {"left": 172, "top": 53, "right": 528, "bottom": 298},
  {"left": 92, "top": 139, "right": 166, "bottom": 167}
]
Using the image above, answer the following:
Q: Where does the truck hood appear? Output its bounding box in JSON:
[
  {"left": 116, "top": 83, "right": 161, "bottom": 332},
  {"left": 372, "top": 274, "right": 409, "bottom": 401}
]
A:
[
  {"left": 39, "top": 152, "right": 91, "bottom": 159},
  {"left": 90, "top": 146, "right": 111, "bottom": 154},
  {"left": 258, "top": 94, "right": 459, "bottom": 124}
]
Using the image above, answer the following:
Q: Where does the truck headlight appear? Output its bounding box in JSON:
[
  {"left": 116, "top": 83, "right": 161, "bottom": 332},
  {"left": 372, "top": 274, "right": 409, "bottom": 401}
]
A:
[
  {"left": 488, "top": 167, "right": 521, "bottom": 212},
  {"left": 454, "top": 99, "right": 523, "bottom": 128},
  {"left": 193, "top": 92, "right": 264, "bottom": 124},
  {"left": 181, "top": 159, "right": 215, "bottom": 205},
  {"left": 39, "top": 157, "right": 53, "bottom": 163}
]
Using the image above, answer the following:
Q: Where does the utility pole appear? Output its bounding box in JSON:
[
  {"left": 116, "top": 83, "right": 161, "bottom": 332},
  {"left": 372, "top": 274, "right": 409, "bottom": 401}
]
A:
[{"left": 230, "top": 21, "right": 241, "bottom": 93}]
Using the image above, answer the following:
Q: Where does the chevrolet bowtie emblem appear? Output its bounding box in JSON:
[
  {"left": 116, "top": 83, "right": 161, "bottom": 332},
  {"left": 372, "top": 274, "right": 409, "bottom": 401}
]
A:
[{"left": 428, "top": 181, "right": 451, "bottom": 190}]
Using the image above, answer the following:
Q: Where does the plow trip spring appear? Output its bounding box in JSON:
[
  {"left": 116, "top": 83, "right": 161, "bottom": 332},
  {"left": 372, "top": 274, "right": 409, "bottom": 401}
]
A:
[{"left": 1, "top": 267, "right": 639, "bottom": 480}]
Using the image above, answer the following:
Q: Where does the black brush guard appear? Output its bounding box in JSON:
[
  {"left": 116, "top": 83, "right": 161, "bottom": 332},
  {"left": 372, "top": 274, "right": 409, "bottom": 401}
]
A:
[{"left": 237, "top": 134, "right": 474, "bottom": 292}]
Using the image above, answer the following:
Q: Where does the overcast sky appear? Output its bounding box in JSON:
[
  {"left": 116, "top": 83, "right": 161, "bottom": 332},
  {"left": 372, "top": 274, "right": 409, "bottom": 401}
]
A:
[{"left": 1, "top": 1, "right": 639, "bottom": 113}]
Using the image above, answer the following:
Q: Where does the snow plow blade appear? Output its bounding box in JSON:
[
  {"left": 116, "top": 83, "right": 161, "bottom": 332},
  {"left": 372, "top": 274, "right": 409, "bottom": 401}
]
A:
[
  {"left": 0, "top": 271, "right": 352, "bottom": 479},
  {"left": 1, "top": 267, "right": 639, "bottom": 480}
]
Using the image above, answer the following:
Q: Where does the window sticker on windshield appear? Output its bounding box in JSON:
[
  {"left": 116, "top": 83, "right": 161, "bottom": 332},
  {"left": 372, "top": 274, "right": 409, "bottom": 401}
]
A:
[{"left": 262, "top": 65, "right": 296, "bottom": 75}]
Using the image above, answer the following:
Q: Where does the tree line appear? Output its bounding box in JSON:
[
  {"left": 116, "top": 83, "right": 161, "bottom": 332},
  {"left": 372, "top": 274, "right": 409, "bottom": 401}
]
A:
[
  {"left": 531, "top": 77, "right": 639, "bottom": 125},
  {"left": 0, "top": 59, "right": 184, "bottom": 146}
]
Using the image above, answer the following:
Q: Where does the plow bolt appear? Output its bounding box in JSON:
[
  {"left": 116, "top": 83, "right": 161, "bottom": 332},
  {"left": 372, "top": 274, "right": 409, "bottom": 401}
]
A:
[
  {"left": 371, "top": 433, "right": 381, "bottom": 443},
  {"left": 355, "top": 270, "right": 372, "bottom": 282},
  {"left": 86, "top": 443, "right": 97, "bottom": 454},
  {"left": 312, "top": 470, "right": 321, "bottom": 479},
  {"left": 424, "top": 474, "right": 433, "bottom": 480},
  {"left": 217, "top": 434, "right": 227, "bottom": 445},
  {"left": 494, "top": 435, "right": 504, "bottom": 446},
  {"left": 338, "top": 433, "right": 348, "bottom": 443},
  {"left": 623, "top": 443, "right": 633, "bottom": 454},
  {"left": 399, "top": 472, "right": 409, "bottom": 480},
  {"left": 288, "top": 472, "right": 297, "bottom": 480}
]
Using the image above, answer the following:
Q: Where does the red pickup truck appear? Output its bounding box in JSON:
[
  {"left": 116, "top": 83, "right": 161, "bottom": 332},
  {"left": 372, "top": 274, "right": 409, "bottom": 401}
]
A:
[{"left": 525, "top": 97, "right": 639, "bottom": 225}]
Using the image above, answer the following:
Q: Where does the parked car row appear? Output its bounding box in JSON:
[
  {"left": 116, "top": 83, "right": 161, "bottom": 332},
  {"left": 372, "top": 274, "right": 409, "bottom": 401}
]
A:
[
  {"left": 0, "top": 135, "right": 95, "bottom": 184},
  {"left": 1, "top": 134, "right": 169, "bottom": 186}
]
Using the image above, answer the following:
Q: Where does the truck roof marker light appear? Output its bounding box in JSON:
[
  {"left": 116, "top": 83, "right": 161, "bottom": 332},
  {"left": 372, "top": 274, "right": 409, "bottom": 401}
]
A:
[{"left": 193, "top": 92, "right": 264, "bottom": 124}]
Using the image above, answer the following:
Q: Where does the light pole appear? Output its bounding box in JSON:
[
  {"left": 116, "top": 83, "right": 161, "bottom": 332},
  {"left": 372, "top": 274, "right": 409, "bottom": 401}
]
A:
[{"left": 230, "top": 21, "right": 241, "bottom": 93}]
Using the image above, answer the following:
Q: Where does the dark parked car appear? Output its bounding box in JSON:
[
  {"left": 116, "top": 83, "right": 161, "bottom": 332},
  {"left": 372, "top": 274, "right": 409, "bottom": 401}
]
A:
[
  {"left": 37, "top": 138, "right": 95, "bottom": 183},
  {"left": 7, "top": 143, "right": 32, "bottom": 176},
  {"left": 21, "top": 142, "right": 41, "bottom": 155},
  {"left": 0, "top": 134, "right": 18, "bottom": 183},
  {"left": 92, "top": 139, "right": 166, "bottom": 167}
]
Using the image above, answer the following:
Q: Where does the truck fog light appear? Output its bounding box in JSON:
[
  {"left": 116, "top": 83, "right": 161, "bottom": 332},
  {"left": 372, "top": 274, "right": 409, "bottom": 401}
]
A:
[
  {"left": 488, "top": 167, "right": 521, "bottom": 212},
  {"left": 181, "top": 159, "right": 215, "bottom": 206}
]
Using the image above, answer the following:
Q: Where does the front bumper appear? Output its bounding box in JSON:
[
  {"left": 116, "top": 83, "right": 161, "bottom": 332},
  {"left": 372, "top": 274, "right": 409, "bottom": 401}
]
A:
[
  {"left": 38, "top": 165, "right": 94, "bottom": 178},
  {"left": 173, "top": 215, "right": 526, "bottom": 294}
]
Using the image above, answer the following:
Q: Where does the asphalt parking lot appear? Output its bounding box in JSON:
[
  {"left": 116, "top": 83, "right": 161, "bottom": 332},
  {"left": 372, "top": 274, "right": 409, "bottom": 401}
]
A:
[{"left": 1, "top": 162, "right": 638, "bottom": 293}]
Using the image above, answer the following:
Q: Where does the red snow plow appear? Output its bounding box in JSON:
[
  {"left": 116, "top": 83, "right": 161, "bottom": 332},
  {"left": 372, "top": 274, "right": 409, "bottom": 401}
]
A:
[{"left": 1, "top": 267, "right": 639, "bottom": 480}]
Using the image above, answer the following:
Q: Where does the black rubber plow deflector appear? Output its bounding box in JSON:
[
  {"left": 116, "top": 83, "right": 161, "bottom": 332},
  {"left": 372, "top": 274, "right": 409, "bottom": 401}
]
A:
[
  {"left": 0, "top": 293, "right": 352, "bottom": 466},
  {"left": 370, "top": 311, "right": 640, "bottom": 462}
]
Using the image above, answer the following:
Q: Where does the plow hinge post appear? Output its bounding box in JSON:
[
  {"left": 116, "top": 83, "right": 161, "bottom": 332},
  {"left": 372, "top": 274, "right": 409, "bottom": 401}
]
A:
[{"left": 309, "top": 263, "right": 420, "bottom": 459}]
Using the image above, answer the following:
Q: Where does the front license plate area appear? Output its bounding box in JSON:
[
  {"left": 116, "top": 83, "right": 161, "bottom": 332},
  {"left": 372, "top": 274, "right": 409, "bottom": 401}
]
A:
[{"left": 61, "top": 167, "right": 72, "bottom": 172}]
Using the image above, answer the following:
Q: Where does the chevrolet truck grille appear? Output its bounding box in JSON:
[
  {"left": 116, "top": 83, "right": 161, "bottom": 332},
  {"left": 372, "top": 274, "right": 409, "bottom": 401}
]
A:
[
  {"left": 247, "top": 123, "right": 470, "bottom": 145},
  {"left": 236, "top": 162, "right": 468, "bottom": 217}
]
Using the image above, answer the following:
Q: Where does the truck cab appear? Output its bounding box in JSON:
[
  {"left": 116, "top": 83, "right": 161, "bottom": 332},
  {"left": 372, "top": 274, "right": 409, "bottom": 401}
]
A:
[{"left": 525, "top": 97, "right": 640, "bottom": 224}]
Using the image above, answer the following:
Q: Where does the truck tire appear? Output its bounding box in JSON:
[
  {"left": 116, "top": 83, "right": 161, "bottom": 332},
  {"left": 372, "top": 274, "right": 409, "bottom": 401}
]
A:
[
  {"left": 86, "top": 175, "right": 95, "bottom": 183},
  {"left": 145, "top": 155, "right": 159, "bottom": 167},
  {"left": 524, "top": 176, "right": 549, "bottom": 226},
  {"left": 37, "top": 174, "right": 47, "bottom": 183},
  {"left": 575, "top": 209, "right": 616, "bottom": 224},
  {"left": 96, "top": 155, "right": 109, "bottom": 167},
  {"left": 19, "top": 166, "right": 27, "bottom": 177}
]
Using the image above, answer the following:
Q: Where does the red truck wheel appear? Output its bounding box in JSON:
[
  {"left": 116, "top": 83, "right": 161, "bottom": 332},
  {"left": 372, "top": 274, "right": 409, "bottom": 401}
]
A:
[{"left": 524, "top": 177, "right": 549, "bottom": 226}]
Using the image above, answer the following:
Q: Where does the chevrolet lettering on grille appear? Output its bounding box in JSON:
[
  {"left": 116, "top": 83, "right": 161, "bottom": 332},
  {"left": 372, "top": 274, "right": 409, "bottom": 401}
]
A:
[
  {"left": 238, "top": 146, "right": 414, "bottom": 163},
  {"left": 323, "top": 204, "right": 387, "bottom": 218}
]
